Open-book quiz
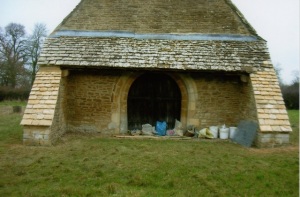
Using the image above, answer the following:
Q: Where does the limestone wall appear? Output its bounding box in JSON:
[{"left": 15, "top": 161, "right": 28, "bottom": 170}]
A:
[
  {"left": 65, "top": 70, "right": 120, "bottom": 134},
  {"left": 191, "top": 73, "right": 257, "bottom": 128},
  {"left": 63, "top": 70, "right": 257, "bottom": 134},
  {"left": 49, "top": 73, "right": 67, "bottom": 144}
]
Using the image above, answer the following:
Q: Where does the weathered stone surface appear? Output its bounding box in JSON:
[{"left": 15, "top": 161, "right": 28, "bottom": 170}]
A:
[
  {"left": 63, "top": 70, "right": 258, "bottom": 134},
  {"left": 23, "top": 126, "right": 52, "bottom": 146},
  {"left": 38, "top": 37, "right": 270, "bottom": 72},
  {"left": 21, "top": 67, "right": 62, "bottom": 127},
  {"left": 54, "top": 0, "right": 256, "bottom": 35},
  {"left": 192, "top": 73, "right": 257, "bottom": 128},
  {"left": 250, "top": 68, "right": 292, "bottom": 133},
  {"left": 256, "top": 133, "right": 290, "bottom": 147}
]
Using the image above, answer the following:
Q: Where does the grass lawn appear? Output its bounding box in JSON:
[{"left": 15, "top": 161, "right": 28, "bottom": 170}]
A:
[
  {"left": 0, "top": 100, "right": 27, "bottom": 106},
  {"left": 0, "top": 108, "right": 299, "bottom": 196}
]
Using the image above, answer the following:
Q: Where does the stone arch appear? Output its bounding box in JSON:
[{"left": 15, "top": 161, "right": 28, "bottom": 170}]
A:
[
  {"left": 111, "top": 71, "right": 198, "bottom": 133},
  {"left": 127, "top": 73, "right": 182, "bottom": 130}
]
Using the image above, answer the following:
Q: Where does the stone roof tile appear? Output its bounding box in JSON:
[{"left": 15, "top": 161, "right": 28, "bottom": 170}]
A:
[
  {"left": 21, "top": 68, "right": 61, "bottom": 126},
  {"left": 251, "top": 69, "right": 292, "bottom": 133},
  {"left": 53, "top": 0, "right": 257, "bottom": 36},
  {"left": 38, "top": 37, "right": 270, "bottom": 72}
]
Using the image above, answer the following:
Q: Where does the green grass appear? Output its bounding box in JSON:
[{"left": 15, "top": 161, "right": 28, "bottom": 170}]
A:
[
  {"left": 0, "top": 100, "right": 27, "bottom": 106},
  {"left": 0, "top": 114, "right": 23, "bottom": 149},
  {"left": 0, "top": 110, "right": 299, "bottom": 196},
  {"left": 288, "top": 110, "right": 299, "bottom": 145}
]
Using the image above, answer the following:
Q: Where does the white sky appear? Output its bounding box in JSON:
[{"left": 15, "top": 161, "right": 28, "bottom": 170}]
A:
[{"left": 0, "top": 0, "right": 299, "bottom": 84}]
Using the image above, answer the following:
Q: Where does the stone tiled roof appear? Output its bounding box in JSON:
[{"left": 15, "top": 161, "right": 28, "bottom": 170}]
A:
[
  {"left": 38, "top": 0, "right": 268, "bottom": 71},
  {"left": 251, "top": 68, "right": 292, "bottom": 133},
  {"left": 21, "top": 67, "right": 61, "bottom": 126},
  {"left": 38, "top": 37, "right": 271, "bottom": 72},
  {"left": 53, "top": 0, "right": 257, "bottom": 36}
]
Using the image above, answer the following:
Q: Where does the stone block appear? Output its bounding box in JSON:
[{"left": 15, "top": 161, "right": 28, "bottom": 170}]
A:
[
  {"left": 271, "top": 126, "right": 281, "bottom": 132},
  {"left": 43, "top": 109, "right": 54, "bottom": 115},
  {"left": 23, "top": 126, "right": 52, "bottom": 146},
  {"left": 21, "top": 119, "right": 33, "bottom": 125},
  {"left": 276, "top": 114, "right": 289, "bottom": 120},
  {"left": 260, "top": 125, "right": 272, "bottom": 132},
  {"left": 280, "top": 126, "right": 293, "bottom": 132},
  {"left": 256, "top": 132, "right": 290, "bottom": 147},
  {"left": 39, "top": 120, "right": 52, "bottom": 126},
  {"left": 257, "top": 113, "right": 269, "bottom": 119}
]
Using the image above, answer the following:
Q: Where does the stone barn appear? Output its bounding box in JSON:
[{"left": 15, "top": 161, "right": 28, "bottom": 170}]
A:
[{"left": 21, "top": 0, "right": 292, "bottom": 147}]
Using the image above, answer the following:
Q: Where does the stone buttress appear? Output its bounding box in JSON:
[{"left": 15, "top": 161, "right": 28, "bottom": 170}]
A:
[
  {"left": 250, "top": 64, "right": 292, "bottom": 147},
  {"left": 21, "top": 66, "right": 65, "bottom": 145}
]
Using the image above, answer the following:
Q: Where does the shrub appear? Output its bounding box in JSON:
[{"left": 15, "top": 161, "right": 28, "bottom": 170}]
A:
[
  {"left": 281, "top": 82, "right": 299, "bottom": 109},
  {"left": 0, "top": 87, "right": 30, "bottom": 101}
]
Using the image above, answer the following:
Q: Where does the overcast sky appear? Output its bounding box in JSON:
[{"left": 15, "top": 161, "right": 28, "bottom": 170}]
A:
[{"left": 0, "top": 0, "right": 299, "bottom": 84}]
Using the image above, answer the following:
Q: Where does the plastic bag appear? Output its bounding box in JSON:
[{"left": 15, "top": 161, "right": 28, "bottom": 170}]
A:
[
  {"left": 184, "top": 125, "right": 195, "bottom": 137},
  {"left": 174, "top": 119, "right": 183, "bottom": 136},
  {"left": 166, "top": 130, "right": 175, "bottom": 136},
  {"left": 198, "top": 128, "right": 214, "bottom": 139},
  {"left": 142, "top": 124, "right": 153, "bottom": 136},
  {"left": 156, "top": 121, "right": 167, "bottom": 136}
]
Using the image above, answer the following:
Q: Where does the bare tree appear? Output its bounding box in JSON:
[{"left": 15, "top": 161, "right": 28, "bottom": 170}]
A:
[
  {"left": 281, "top": 70, "right": 299, "bottom": 109},
  {"left": 274, "top": 63, "right": 283, "bottom": 86},
  {"left": 291, "top": 70, "right": 299, "bottom": 84},
  {"left": 0, "top": 23, "right": 28, "bottom": 88},
  {"left": 26, "top": 23, "right": 47, "bottom": 85}
]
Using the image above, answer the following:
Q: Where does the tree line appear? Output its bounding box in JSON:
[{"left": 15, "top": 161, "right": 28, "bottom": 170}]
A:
[
  {"left": 0, "top": 22, "right": 47, "bottom": 101},
  {"left": 275, "top": 65, "right": 299, "bottom": 110}
]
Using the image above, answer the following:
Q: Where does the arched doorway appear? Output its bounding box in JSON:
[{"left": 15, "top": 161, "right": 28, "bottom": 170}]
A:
[{"left": 127, "top": 73, "right": 182, "bottom": 130}]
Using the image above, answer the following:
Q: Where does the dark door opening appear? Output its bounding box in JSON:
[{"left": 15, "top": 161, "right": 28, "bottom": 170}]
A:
[{"left": 127, "top": 73, "right": 181, "bottom": 130}]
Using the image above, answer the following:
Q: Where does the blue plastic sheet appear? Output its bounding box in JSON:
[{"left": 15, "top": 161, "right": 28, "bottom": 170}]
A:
[{"left": 156, "top": 121, "right": 167, "bottom": 136}]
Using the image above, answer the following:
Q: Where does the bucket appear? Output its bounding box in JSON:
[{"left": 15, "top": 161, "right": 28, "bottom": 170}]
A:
[
  {"left": 229, "top": 127, "right": 237, "bottom": 139},
  {"left": 219, "top": 128, "right": 229, "bottom": 139},
  {"left": 209, "top": 126, "right": 218, "bottom": 138}
]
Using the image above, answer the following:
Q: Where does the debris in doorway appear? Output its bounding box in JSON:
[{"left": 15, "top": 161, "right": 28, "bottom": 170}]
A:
[
  {"left": 184, "top": 125, "right": 195, "bottom": 137},
  {"left": 142, "top": 124, "right": 154, "bottom": 135},
  {"left": 198, "top": 128, "right": 214, "bottom": 139},
  {"left": 130, "top": 129, "right": 141, "bottom": 136},
  {"left": 174, "top": 119, "right": 183, "bottom": 136},
  {"left": 156, "top": 121, "right": 167, "bottom": 136},
  {"left": 166, "top": 129, "right": 175, "bottom": 136}
]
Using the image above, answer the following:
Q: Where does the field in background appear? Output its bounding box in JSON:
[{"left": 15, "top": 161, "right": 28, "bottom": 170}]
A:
[
  {"left": 0, "top": 102, "right": 298, "bottom": 196},
  {"left": 0, "top": 100, "right": 27, "bottom": 106}
]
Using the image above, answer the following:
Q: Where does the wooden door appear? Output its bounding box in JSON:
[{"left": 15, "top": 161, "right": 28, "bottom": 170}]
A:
[{"left": 127, "top": 73, "right": 181, "bottom": 130}]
